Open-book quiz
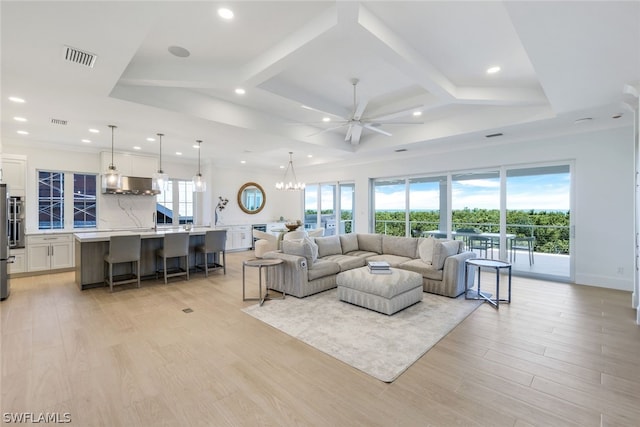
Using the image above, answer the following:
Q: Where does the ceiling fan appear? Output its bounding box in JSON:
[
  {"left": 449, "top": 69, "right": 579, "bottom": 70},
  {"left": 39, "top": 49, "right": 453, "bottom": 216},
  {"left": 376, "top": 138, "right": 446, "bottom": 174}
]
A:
[{"left": 307, "top": 78, "right": 423, "bottom": 145}]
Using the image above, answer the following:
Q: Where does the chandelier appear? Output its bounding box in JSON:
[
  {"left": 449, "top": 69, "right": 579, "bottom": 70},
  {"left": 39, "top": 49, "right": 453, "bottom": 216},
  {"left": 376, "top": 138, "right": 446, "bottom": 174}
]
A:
[{"left": 275, "top": 152, "right": 305, "bottom": 191}]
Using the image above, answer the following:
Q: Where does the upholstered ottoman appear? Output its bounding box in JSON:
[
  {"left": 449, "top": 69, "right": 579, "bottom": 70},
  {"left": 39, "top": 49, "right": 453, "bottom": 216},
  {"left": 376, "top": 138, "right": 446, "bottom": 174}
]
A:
[{"left": 336, "top": 267, "right": 423, "bottom": 315}]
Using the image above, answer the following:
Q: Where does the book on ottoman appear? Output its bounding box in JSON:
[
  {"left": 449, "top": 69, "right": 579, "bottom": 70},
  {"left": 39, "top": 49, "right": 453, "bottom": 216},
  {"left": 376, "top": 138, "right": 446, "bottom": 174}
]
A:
[{"left": 367, "top": 261, "right": 391, "bottom": 274}]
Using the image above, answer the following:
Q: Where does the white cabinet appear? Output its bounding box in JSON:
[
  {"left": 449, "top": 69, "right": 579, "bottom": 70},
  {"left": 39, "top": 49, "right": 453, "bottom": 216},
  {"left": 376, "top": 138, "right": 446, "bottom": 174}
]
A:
[
  {"left": 100, "top": 152, "right": 157, "bottom": 178},
  {"left": 222, "top": 225, "right": 252, "bottom": 251},
  {"left": 27, "top": 234, "right": 74, "bottom": 272},
  {"left": 8, "top": 248, "right": 26, "bottom": 274},
  {"left": 1, "top": 156, "right": 27, "bottom": 197}
]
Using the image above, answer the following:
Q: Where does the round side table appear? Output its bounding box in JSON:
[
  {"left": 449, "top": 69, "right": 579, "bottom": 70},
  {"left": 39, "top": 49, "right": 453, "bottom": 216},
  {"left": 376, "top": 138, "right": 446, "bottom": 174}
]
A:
[
  {"left": 464, "top": 258, "right": 511, "bottom": 309},
  {"left": 242, "top": 258, "right": 284, "bottom": 306}
]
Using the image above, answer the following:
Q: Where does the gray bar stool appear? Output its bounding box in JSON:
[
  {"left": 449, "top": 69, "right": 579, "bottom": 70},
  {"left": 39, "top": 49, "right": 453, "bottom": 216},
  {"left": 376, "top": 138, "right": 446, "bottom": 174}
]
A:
[
  {"left": 196, "top": 229, "right": 227, "bottom": 277},
  {"left": 156, "top": 232, "right": 190, "bottom": 284},
  {"left": 104, "top": 234, "right": 141, "bottom": 292}
]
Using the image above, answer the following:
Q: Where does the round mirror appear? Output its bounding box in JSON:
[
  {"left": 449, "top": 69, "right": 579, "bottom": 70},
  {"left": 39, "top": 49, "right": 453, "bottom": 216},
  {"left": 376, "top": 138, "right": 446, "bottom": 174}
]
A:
[{"left": 237, "top": 182, "right": 266, "bottom": 214}]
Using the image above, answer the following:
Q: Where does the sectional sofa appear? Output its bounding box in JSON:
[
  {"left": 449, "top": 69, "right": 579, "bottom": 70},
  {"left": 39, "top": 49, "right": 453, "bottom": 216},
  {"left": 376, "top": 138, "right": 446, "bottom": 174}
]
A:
[{"left": 263, "top": 233, "right": 477, "bottom": 299}]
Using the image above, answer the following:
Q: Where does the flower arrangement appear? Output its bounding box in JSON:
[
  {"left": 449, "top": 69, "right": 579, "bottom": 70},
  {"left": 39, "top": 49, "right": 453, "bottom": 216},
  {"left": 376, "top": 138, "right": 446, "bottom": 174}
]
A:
[
  {"left": 215, "top": 196, "right": 229, "bottom": 225},
  {"left": 216, "top": 196, "right": 229, "bottom": 211}
]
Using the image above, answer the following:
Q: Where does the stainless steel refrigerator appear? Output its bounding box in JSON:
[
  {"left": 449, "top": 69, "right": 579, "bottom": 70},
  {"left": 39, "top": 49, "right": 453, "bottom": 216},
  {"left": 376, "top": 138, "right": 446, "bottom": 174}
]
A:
[{"left": 1, "top": 183, "right": 14, "bottom": 300}]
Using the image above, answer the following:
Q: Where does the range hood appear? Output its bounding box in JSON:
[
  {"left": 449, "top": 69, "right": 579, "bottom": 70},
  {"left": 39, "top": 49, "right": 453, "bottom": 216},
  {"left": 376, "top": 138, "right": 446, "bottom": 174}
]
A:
[{"left": 102, "top": 176, "right": 160, "bottom": 195}]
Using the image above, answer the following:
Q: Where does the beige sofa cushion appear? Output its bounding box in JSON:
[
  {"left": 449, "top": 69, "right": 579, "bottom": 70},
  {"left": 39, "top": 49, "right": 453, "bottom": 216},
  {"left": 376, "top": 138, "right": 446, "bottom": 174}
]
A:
[
  {"left": 307, "top": 259, "right": 341, "bottom": 281},
  {"left": 314, "top": 235, "right": 342, "bottom": 257},
  {"left": 366, "top": 254, "right": 413, "bottom": 268},
  {"left": 339, "top": 234, "right": 359, "bottom": 253},
  {"left": 282, "top": 236, "right": 318, "bottom": 265},
  {"left": 399, "top": 259, "right": 444, "bottom": 281},
  {"left": 417, "top": 236, "right": 436, "bottom": 265},
  {"left": 357, "top": 233, "right": 382, "bottom": 254},
  {"left": 432, "top": 240, "right": 460, "bottom": 270},
  {"left": 321, "top": 254, "right": 366, "bottom": 271},
  {"left": 382, "top": 235, "right": 418, "bottom": 258}
]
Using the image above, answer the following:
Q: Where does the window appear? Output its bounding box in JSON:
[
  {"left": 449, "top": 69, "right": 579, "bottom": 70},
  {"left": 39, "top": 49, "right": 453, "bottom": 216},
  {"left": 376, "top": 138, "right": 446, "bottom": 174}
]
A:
[
  {"left": 304, "top": 182, "right": 355, "bottom": 235},
  {"left": 373, "top": 178, "right": 406, "bottom": 236},
  {"left": 38, "top": 171, "right": 64, "bottom": 229},
  {"left": 38, "top": 170, "right": 97, "bottom": 230},
  {"left": 156, "top": 179, "right": 195, "bottom": 225},
  {"left": 73, "top": 173, "right": 97, "bottom": 228}
]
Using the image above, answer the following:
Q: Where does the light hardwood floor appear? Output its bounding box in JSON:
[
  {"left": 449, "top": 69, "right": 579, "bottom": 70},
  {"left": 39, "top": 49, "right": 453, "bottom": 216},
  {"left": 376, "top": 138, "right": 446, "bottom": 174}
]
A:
[{"left": 1, "top": 250, "right": 639, "bottom": 426}]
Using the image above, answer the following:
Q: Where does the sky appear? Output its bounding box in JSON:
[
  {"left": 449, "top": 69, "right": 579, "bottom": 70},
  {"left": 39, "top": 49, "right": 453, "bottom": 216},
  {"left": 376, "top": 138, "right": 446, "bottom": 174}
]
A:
[{"left": 305, "top": 172, "right": 571, "bottom": 212}]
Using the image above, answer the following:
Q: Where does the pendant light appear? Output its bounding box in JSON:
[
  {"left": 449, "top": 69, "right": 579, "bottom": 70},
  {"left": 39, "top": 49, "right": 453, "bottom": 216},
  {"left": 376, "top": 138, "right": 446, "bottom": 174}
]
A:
[
  {"left": 192, "top": 139, "right": 206, "bottom": 192},
  {"left": 275, "top": 151, "right": 305, "bottom": 190},
  {"left": 101, "top": 124, "right": 122, "bottom": 190},
  {"left": 152, "top": 133, "right": 169, "bottom": 192}
]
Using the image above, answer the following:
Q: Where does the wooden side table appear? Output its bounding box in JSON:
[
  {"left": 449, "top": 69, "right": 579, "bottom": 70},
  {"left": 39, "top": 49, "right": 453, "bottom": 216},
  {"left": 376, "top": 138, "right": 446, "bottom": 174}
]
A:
[
  {"left": 464, "top": 258, "right": 512, "bottom": 309},
  {"left": 242, "top": 258, "right": 284, "bottom": 306}
]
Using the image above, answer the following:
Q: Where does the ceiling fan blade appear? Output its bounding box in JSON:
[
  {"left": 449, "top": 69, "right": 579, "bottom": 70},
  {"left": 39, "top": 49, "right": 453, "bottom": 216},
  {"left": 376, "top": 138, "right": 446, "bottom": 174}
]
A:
[
  {"left": 350, "top": 125, "right": 363, "bottom": 145},
  {"left": 368, "top": 121, "right": 424, "bottom": 125},
  {"left": 363, "top": 124, "right": 392, "bottom": 137},
  {"left": 367, "top": 104, "right": 423, "bottom": 122},
  {"left": 345, "top": 124, "right": 353, "bottom": 141},
  {"left": 307, "top": 123, "right": 349, "bottom": 137},
  {"left": 353, "top": 99, "right": 368, "bottom": 121}
]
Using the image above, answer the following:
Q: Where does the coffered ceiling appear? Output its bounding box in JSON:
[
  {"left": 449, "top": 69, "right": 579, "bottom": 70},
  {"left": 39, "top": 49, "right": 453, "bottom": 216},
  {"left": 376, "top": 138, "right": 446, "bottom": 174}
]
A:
[{"left": 1, "top": 1, "right": 638, "bottom": 172}]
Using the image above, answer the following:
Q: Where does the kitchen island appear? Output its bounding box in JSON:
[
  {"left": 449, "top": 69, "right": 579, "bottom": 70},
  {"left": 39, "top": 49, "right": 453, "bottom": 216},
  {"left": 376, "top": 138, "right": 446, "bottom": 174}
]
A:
[{"left": 74, "top": 227, "right": 219, "bottom": 290}]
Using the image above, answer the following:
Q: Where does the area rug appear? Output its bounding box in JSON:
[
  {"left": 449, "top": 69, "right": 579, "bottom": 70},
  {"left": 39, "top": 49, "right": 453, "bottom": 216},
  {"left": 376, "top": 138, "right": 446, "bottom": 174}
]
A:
[{"left": 242, "top": 289, "right": 483, "bottom": 382}]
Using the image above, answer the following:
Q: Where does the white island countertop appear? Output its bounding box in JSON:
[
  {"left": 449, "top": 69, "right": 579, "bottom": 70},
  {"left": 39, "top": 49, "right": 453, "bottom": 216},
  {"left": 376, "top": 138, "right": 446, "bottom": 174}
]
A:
[{"left": 74, "top": 227, "right": 219, "bottom": 243}]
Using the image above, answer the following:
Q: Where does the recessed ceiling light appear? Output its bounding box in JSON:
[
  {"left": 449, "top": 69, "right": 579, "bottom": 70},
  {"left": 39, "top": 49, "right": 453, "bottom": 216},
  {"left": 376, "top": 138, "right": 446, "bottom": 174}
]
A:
[
  {"left": 88, "top": 128, "right": 99, "bottom": 133},
  {"left": 279, "top": 165, "right": 285, "bottom": 169},
  {"left": 9, "top": 96, "right": 25, "bottom": 103},
  {"left": 218, "top": 7, "right": 234, "bottom": 20},
  {"left": 176, "top": 152, "right": 182, "bottom": 156},
  {"left": 146, "top": 137, "right": 155, "bottom": 142},
  {"left": 412, "top": 111, "right": 422, "bottom": 117},
  {"left": 487, "top": 66, "right": 501, "bottom": 74},
  {"left": 81, "top": 139, "right": 91, "bottom": 143},
  {"left": 133, "top": 146, "right": 141, "bottom": 150},
  {"left": 235, "top": 88, "right": 246, "bottom": 95},
  {"left": 17, "top": 130, "right": 29, "bottom": 135},
  {"left": 13, "top": 117, "right": 27, "bottom": 122},
  {"left": 240, "top": 160, "right": 246, "bottom": 164},
  {"left": 322, "top": 117, "right": 330, "bottom": 122},
  {"left": 307, "top": 154, "right": 313, "bottom": 158},
  {"left": 168, "top": 46, "right": 190, "bottom": 58}
]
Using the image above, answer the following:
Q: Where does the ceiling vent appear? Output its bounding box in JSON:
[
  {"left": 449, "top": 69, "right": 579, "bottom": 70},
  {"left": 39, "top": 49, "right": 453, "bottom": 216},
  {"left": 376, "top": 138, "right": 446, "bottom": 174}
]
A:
[
  {"left": 485, "top": 132, "right": 503, "bottom": 138},
  {"left": 50, "top": 118, "right": 67, "bottom": 125},
  {"left": 62, "top": 45, "right": 97, "bottom": 68}
]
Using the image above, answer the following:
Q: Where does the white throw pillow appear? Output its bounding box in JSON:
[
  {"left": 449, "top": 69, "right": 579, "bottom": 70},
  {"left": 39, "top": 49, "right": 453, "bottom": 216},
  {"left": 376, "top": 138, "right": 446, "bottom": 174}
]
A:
[
  {"left": 418, "top": 236, "right": 435, "bottom": 265},
  {"left": 431, "top": 240, "right": 460, "bottom": 270},
  {"left": 282, "top": 236, "right": 318, "bottom": 265}
]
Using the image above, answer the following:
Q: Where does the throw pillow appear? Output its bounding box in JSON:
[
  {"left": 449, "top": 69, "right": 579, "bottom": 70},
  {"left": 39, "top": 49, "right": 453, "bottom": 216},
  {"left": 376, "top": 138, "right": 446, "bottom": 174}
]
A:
[
  {"left": 339, "top": 233, "right": 359, "bottom": 253},
  {"left": 357, "top": 234, "right": 383, "bottom": 254},
  {"left": 418, "top": 236, "right": 436, "bottom": 265},
  {"left": 282, "top": 236, "right": 318, "bottom": 266},
  {"left": 431, "top": 240, "right": 460, "bottom": 270},
  {"left": 314, "top": 235, "right": 342, "bottom": 257}
]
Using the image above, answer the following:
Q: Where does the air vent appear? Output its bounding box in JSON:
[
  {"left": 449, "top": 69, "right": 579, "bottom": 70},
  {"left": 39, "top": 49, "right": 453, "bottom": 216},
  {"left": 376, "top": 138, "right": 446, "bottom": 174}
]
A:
[
  {"left": 485, "top": 133, "right": 503, "bottom": 138},
  {"left": 394, "top": 148, "right": 408, "bottom": 152},
  {"left": 50, "top": 118, "right": 67, "bottom": 126},
  {"left": 62, "top": 45, "right": 97, "bottom": 68}
]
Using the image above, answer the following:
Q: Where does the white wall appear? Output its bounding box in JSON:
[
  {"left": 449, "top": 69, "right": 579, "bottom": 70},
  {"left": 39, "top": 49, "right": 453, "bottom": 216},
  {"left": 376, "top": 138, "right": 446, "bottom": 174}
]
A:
[{"left": 295, "top": 126, "right": 635, "bottom": 292}]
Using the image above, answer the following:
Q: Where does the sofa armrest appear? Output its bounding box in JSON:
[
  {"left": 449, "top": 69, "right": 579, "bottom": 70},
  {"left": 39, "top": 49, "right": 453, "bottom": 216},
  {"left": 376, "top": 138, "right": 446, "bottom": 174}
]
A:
[
  {"left": 263, "top": 251, "right": 310, "bottom": 297},
  {"left": 263, "top": 251, "right": 307, "bottom": 270},
  {"left": 441, "top": 251, "right": 477, "bottom": 297}
]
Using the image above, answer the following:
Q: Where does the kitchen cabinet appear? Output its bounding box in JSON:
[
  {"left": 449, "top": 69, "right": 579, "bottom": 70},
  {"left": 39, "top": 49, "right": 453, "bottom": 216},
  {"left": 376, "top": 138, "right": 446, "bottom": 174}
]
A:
[
  {"left": 100, "top": 152, "right": 157, "bottom": 178},
  {"left": 1, "top": 156, "right": 27, "bottom": 197},
  {"left": 8, "top": 248, "right": 26, "bottom": 274},
  {"left": 220, "top": 225, "right": 252, "bottom": 251},
  {"left": 27, "top": 234, "right": 74, "bottom": 272}
]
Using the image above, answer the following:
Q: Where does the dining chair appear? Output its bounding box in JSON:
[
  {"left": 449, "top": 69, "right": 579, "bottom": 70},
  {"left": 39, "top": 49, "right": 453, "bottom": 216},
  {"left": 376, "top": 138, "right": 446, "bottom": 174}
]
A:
[
  {"left": 510, "top": 236, "right": 535, "bottom": 265},
  {"left": 467, "top": 235, "right": 491, "bottom": 258},
  {"left": 104, "top": 234, "right": 141, "bottom": 292},
  {"left": 196, "top": 230, "right": 227, "bottom": 277},
  {"left": 156, "top": 232, "right": 190, "bottom": 284}
]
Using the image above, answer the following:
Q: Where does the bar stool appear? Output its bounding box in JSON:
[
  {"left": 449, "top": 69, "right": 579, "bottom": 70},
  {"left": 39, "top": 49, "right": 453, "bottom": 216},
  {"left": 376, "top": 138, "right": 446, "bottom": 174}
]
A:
[
  {"left": 196, "top": 229, "right": 227, "bottom": 277},
  {"left": 104, "top": 234, "right": 141, "bottom": 292},
  {"left": 156, "top": 232, "right": 190, "bottom": 284}
]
